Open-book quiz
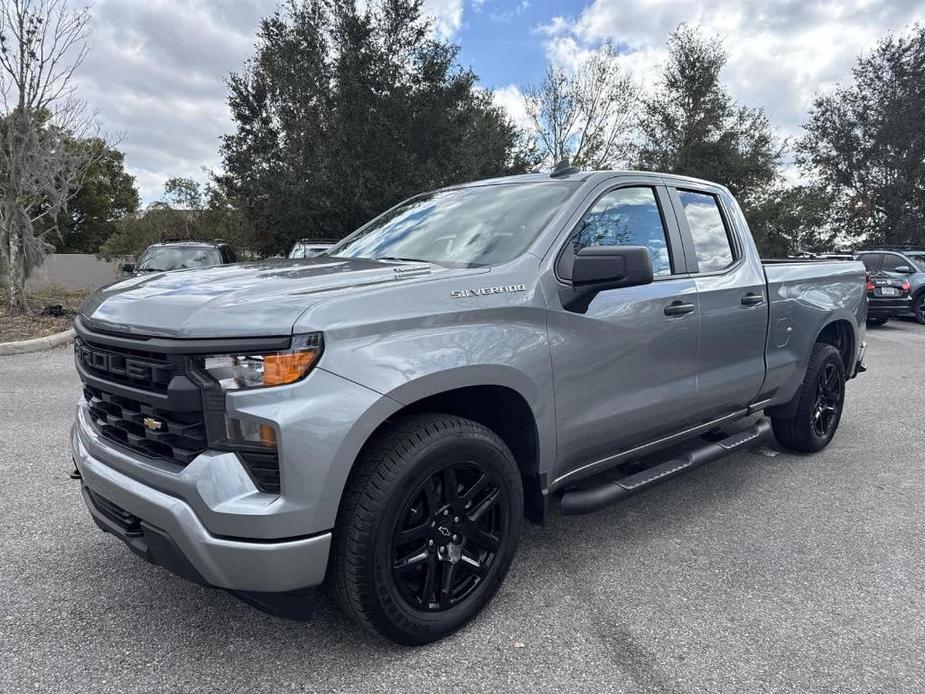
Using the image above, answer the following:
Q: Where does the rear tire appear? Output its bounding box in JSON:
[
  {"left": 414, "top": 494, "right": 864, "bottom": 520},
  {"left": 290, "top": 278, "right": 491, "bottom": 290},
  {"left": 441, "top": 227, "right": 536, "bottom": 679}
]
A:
[
  {"left": 332, "top": 413, "right": 523, "bottom": 645},
  {"left": 914, "top": 294, "right": 925, "bottom": 325},
  {"left": 771, "top": 342, "right": 846, "bottom": 453}
]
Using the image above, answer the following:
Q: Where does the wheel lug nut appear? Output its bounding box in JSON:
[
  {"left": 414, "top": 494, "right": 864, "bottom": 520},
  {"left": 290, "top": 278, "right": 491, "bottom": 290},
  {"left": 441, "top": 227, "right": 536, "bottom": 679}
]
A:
[
  {"left": 452, "top": 534, "right": 459, "bottom": 542},
  {"left": 454, "top": 516, "right": 459, "bottom": 523},
  {"left": 443, "top": 510, "right": 449, "bottom": 516},
  {"left": 428, "top": 539, "right": 434, "bottom": 546}
]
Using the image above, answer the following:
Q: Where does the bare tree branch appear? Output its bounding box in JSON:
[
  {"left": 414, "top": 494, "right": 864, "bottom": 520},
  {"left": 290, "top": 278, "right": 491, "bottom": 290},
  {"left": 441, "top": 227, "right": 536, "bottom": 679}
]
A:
[
  {"left": 0, "top": 0, "right": 100, "bottom": 314},
  {"left": 523, "top": 42, "right": 638, "bottom": 170}
]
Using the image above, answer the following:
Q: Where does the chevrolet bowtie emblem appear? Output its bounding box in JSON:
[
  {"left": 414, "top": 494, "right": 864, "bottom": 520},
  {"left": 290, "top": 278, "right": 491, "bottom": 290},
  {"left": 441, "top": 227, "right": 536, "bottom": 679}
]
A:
[{"left": 143, "top": 417, "right": 163, "bottom": 431}]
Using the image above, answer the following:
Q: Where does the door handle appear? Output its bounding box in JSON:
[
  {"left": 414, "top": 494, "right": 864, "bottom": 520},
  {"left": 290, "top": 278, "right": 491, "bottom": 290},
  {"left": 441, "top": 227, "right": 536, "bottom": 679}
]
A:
[
  {"left": 741, "top": 292, "right": 765, "bottom": 306},
  {"left": 664, "top": 301, "right": 695, "bottom": 316}
]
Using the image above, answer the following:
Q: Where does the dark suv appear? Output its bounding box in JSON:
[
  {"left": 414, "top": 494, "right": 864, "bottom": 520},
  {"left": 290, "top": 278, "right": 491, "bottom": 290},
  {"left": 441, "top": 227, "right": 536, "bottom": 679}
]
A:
[
  {"left": 856, "top": 249, "right": 925, "bottom": 324},
  {"left": 122, "top": 239, "right": 238, "bottom": 275}
]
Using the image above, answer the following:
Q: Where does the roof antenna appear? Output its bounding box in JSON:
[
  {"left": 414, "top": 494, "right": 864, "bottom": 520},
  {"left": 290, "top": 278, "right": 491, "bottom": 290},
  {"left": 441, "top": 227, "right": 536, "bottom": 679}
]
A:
[{"left": 550, "top": 157, "right": 579, "bottom": 178}]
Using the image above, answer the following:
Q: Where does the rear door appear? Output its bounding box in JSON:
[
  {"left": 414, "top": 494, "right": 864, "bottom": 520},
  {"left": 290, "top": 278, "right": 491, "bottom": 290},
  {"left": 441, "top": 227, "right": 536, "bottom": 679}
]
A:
[
  {"left": 667, "top": 184, "right": 768, "bottom": 420},
  {"left": 544, "top": 179, "right": 701, "bottom": 482}
]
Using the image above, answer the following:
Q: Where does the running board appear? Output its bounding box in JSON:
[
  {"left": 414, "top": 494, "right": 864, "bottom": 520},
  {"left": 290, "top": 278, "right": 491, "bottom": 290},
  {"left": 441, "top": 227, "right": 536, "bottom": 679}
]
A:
[{"left": 559, "top": 419, "right": 773, "bottom": 516}]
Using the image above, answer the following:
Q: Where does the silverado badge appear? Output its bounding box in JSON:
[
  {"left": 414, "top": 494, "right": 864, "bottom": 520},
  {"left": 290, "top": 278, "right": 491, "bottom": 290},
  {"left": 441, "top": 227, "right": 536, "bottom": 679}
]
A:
[
  {"left": 450, "top": 284, "right": 526, "bottom": 299},
  {"left": 143, "top": 417, "right": 163, "bottom": 431}
]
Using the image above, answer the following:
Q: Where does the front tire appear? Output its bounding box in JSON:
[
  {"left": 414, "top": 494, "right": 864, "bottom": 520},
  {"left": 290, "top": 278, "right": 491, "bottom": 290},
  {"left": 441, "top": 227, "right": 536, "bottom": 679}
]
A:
[
  {"left": 332, "top": 414, "right": 523, "bottom": 645},
  {"left": 866, "top": 316, "right": 889, "bottom": 326},
  {"left": 771, "top": 342, "right": 846, "bottom": 453}
]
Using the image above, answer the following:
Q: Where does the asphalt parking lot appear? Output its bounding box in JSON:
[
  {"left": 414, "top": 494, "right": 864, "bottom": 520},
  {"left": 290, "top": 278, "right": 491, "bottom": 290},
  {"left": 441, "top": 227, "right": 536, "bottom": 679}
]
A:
[{"left": 1, "top": 321, "right": 924, "bottom": 694}]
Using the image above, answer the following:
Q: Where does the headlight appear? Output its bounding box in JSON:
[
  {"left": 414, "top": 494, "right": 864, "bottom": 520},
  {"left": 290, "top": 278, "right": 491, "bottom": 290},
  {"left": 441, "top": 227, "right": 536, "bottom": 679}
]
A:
[{"left": 201, "top": 333, "right": 323, "bottom": 391}]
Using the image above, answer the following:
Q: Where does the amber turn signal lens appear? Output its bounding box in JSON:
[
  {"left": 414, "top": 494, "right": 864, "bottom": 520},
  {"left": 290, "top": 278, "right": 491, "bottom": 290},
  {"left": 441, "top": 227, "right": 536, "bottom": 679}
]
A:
[{"left": 263, "top": 350, "right": 319, "bottom": 386}]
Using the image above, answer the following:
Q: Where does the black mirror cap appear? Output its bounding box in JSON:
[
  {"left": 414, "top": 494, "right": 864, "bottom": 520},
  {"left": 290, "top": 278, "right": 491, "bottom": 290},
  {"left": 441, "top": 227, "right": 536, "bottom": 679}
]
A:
[
  {"left": 560, "top": 245, "right": 654, "bottom": 313},
  {"left": 121, "top": 262, "right": 135, "bottom": 273}
]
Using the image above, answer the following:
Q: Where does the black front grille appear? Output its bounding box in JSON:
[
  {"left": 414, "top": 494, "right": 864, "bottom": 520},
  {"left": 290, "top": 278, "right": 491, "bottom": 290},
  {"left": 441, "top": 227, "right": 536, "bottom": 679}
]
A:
[
  {"left": 76, "top": 324, "right": 282, "bottom": 494},
  {"left": 74, "top": 337, "right": 175, "bottom": 392},
  {"left": 84, "top": 385, "right": 207, "bottom": 465}
]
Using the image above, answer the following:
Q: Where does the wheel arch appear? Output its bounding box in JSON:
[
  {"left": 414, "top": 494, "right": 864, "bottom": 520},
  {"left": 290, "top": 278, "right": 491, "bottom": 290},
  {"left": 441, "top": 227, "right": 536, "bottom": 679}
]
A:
[
  {"left": 766, "top": 318, "right": 855, "bottom": 421},
  {"left": 331, "top": 375, "right": 550, "bottom": 528}
]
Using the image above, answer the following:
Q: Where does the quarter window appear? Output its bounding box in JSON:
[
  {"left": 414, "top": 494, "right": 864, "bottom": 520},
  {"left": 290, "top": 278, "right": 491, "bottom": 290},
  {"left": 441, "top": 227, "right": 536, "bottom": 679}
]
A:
[
  {"left": 678, "top": 191, "right": 734, "bottom": 273},
  {"left": 572, "top": 187, "right": 672, "bottom": 277}
]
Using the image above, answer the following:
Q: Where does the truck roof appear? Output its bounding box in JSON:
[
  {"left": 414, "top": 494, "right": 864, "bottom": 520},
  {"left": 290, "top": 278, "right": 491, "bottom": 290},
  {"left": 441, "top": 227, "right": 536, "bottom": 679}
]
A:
[{"left": 449, "top": 169, "right": 731, "bottom": 191}]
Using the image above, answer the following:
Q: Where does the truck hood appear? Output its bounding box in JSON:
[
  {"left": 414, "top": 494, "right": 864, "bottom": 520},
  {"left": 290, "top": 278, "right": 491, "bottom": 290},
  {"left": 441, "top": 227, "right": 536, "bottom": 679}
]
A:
[{"left": 80, "top": 257, "right": 453, "bottom": 338}]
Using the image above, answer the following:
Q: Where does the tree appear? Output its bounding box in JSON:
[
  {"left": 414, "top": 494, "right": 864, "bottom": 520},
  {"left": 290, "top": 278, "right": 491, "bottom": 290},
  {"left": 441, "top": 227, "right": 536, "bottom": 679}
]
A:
[
  {"left": 98, "top": 177, "right": 249, "bottom": 260},
  {"left": 523, "top": 41, "right": 638, "bottom": 169},
  {"left": 0, "top": 0, "right": 102, "bottom": 314},
  {"left": 636, "top": 25, "right": 783, "bottom": 206},
  {"left": 798, "top": 25, "right": 925, "bottom": 247},
  {"left": 218, "top": 0, "right": 530, "bottom": 257},
  {"left": 746, "top": 185, "right": 837, "bottom": 258},
  {"left": 50, "top": 138, "right": 139, "bottom": 252}
]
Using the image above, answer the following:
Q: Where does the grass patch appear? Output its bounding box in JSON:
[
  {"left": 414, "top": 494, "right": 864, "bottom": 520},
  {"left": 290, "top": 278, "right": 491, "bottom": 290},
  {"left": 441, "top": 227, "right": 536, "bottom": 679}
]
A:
[{"left": 0, "top": 285, "right": 92, "bottom": 343}]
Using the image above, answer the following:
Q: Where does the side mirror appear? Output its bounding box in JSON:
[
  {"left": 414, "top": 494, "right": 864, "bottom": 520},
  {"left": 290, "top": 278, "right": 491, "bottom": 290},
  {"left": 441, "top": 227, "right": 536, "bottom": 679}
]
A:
[
  {"left": 560, "top": 245, "right": 654, "bottom": 313},
  {"left": 893, "top": 265, "right": 913, "bottom": 274},
  {"left": 121, "top": 262, "right": 135, "bottom": 273}
]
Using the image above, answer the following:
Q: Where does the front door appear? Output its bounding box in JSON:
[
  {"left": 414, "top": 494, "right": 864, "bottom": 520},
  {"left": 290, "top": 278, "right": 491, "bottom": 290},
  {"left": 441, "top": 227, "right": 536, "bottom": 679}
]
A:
[{"left": 544, "top": 181, "right": 701, "bottom": 484}]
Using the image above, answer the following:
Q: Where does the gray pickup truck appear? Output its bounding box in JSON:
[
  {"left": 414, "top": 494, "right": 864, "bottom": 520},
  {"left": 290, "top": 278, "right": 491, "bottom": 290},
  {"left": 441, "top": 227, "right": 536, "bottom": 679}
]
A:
[{"left": 71, "top": 170, "right": 867, "bottom": 644}]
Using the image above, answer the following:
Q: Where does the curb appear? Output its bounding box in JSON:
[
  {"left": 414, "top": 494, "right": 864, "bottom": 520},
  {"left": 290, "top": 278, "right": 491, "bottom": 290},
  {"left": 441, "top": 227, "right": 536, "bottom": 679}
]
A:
[{"left": 0, "top": 328, "right": 76, "bottom": 356}]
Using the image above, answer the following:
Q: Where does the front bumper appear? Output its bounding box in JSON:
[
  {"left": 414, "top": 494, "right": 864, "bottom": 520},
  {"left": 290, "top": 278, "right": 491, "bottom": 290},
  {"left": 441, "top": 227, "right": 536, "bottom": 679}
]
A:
[{"left": 72, "top": 415, "right": 331, "bottom": 595}]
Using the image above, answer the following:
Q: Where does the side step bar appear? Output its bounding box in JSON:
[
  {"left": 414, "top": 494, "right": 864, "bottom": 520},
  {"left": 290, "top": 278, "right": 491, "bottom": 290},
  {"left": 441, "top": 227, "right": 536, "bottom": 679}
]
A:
[{"left": 559, "top": 419, "right": 773, "bottom": 516}]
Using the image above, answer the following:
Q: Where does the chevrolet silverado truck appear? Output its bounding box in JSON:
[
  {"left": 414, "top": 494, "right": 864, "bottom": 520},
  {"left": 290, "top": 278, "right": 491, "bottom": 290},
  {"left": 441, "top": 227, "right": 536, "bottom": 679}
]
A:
[{"left": 71, "top": 169, "right": 867, "bottom": 645}]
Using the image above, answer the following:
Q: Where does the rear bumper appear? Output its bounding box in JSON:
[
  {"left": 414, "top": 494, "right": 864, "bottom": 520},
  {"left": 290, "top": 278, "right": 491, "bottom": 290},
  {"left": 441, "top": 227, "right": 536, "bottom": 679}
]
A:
[
  {"left": 73, "top": 420, "right": 332, "bottom": 595},
  {"left": 867, "top": 296, "right": 912, "bottom": 318}
]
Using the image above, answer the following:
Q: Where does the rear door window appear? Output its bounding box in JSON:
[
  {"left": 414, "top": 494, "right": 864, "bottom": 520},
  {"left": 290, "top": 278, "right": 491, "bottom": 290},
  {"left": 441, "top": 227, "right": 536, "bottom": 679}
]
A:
[{"left": 677, "top": 191, "right": 735, "bottom": 273}]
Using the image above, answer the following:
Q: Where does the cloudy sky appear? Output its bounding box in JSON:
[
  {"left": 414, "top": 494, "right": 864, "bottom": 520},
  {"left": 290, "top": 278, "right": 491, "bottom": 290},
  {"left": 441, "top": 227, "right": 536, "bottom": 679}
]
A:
[{"left": 76, "top": 0, "right": 925, "bottom": 203}]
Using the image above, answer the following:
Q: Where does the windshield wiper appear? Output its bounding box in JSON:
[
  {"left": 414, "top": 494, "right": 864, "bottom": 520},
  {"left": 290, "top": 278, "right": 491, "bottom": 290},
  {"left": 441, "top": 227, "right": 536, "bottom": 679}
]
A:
[{"left": 376, "top": 256, "right": 431, "bottom": 264}]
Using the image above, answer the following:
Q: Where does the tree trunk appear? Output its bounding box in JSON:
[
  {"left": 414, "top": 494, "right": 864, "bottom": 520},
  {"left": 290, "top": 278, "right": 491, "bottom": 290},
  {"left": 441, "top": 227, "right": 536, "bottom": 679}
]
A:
[{"left": 7, "top": 221, "right": 28, "bottom": 316}]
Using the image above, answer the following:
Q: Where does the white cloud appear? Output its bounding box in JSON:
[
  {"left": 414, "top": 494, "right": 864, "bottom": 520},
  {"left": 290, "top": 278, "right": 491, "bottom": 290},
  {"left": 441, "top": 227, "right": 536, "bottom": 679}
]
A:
[
  {"left": 536, "top": 0, "right": 925, "bottom": 145},
  {"left": 423, "top": 0, "right": 465, "bottom": 37},
  {"left": 492, "top": 84, "right": 531, "bottom": 130},
  {"left": 76, "top": 0, "right": 471, "bottom": 203}
]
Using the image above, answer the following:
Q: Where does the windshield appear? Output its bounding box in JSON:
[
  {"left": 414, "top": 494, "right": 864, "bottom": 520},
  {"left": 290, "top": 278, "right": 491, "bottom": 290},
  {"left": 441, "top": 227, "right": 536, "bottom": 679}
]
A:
[
  {"left": 136, "top": 246, "right": 222, "bottom": 272},
  {"left": 906, "top": 253, "right": 925, "bottom": 272},
  {"left": 328, "top": 182, "right": 578, "bottom": 267}
]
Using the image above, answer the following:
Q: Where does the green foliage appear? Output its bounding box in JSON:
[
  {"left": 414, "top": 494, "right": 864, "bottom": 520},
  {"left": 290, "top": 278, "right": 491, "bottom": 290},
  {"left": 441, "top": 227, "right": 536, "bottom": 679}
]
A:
[
  {"left": 49, "top": 138, "right": 139, "bottom": 253},
  {"left": 636, "top": 25, "right": 783, "bottom": 206},
  {"left": 98, "top": 178, "right": 249, "bottom": 260},
  {"left": 217, "top": 0, "right": 530, "bottom": 256},
  {"left": 798, "top": 25, "right": 925, "bottom": 247},
  {"left": 746, "top": 185, "right": 837, "bottom": 257}
]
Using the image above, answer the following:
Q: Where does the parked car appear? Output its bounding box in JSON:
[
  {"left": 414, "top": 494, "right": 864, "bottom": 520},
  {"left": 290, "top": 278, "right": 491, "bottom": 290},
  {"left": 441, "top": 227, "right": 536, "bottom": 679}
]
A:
[
  {"left": 289, "top": 240, "right": 335, "bottom": 259},
  {"left": 855, "top": 248, "right": 925, "bottom": 324},
  {"left": 72, "top": 169, "right": 867, "bottom": 645},
  {"left": 122, "top": 239, "right": 238, "bottom": 274},
  {"left": 864, "top": 270, "right": 912, "bottom": 326}
]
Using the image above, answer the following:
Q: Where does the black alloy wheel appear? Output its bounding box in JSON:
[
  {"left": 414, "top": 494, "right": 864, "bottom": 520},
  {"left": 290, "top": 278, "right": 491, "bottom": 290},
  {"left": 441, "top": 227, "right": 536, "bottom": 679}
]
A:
[
  {"left": 811, "top": 362, "right": 842, "bottom": 438},
  {"left": 332, "top": 413, "right": 523, "bottom": 645},
  {"left": 391, "top": 461, "right": 505, "bottom": 612}
]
